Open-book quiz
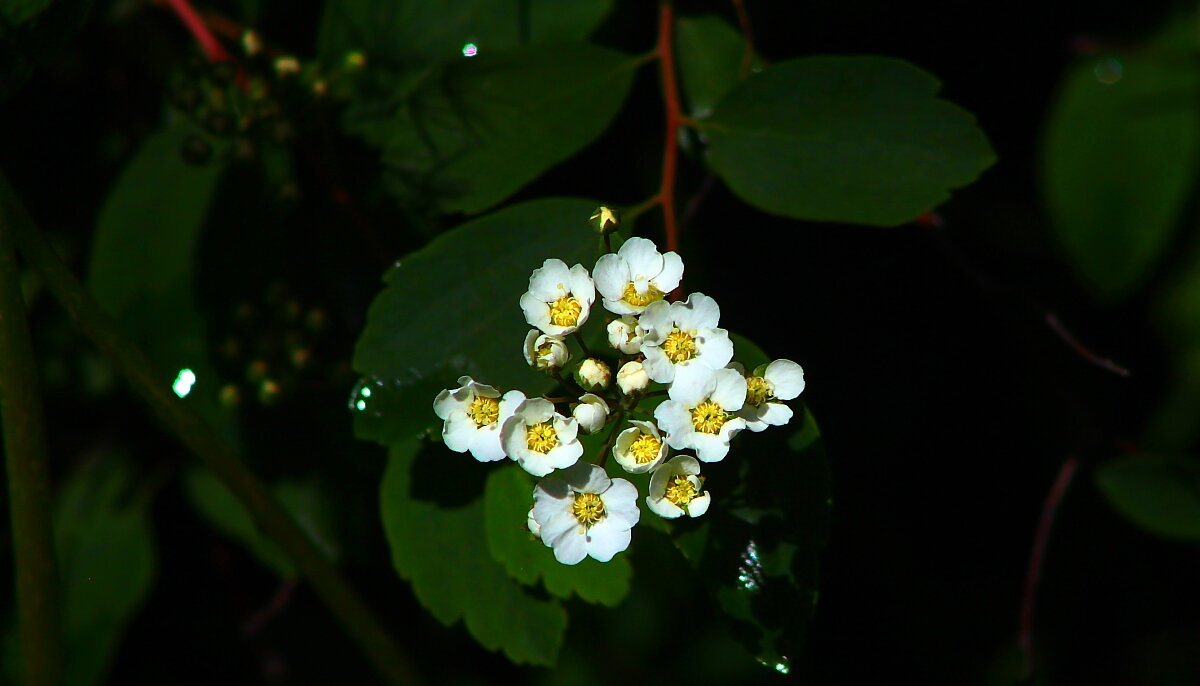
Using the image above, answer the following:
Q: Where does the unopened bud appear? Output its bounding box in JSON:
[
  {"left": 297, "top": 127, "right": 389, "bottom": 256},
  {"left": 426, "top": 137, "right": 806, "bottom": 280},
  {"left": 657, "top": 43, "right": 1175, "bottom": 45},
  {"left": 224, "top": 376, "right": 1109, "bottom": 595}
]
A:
[
  {"left": 575, "top": 358, "right": 611, "bottom": 391},
  {"left": 572, "top": 393, "right": 610, "bottom": 434},
  {"left": 606, "top": 316, "right": 643, "bottom": 355},
  {"left": 616, "top": 360, "right": 649, "bottom": 395},
  {"left": 590, "top": 206, "right": 619, "bottom": 235}
]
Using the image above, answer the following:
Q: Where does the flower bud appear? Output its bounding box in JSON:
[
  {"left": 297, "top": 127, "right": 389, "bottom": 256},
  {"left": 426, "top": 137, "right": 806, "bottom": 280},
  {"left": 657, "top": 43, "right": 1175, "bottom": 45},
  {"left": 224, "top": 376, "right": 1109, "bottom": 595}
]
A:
[
  {"left": 523, "top": 330, "right": 570, "bottom": 371},
  {"left": 526, "top": 507, "right": 542, "bottom": 540},
  {"left": 575, "top": 358, "right": 611, "bottom": 391},
  {"left": 572, "top": 393, "right": 610, "bottom": 434},
  {"left": 590, "top": 206, "right": 619, "bottom": 235},
  {"left": 606, "top": 316, "right": 644, "bottom": 355},
  {"left": 616, "top": 360, "right": 649, "bottom": 395}
]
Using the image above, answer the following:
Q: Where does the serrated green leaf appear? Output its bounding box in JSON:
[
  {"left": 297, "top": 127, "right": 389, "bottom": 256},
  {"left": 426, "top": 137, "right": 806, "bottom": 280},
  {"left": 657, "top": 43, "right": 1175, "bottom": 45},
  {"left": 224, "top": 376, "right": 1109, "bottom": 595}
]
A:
[
  {"left": 381, "top": 439, "right": 567, "bottom": 665},
  {"left": 54, "top": 457, "right": 156, "bottom": 686},
  {"left": 1096, "top": 454, "right": 1200, "bottom": 541},
  {"left": 703, "top": 56, "right": 994, "bottom": 226},
  {"left": 483, "top": 464, "right": 632, "bottom": 606},
  {"left": 318, "top": 0, "right": 611, "bottom": 69},
  {"left": 86, "top": 124, "right": 230, "bottom": 431},
  {"left": 377, "top": 44, "right": 638, "bottom": 213},
  {"left": 675, "top": 14, "right": 761, "bottom": 118},
  {"left": 352, "top": 197, "right": 606, "bottom": 446},
  {"left": 1043, "top": 16, "right": 1200, "bottom": 302},
  {"left": 183, "top": 469, "right": 338, "bottom": 578}
]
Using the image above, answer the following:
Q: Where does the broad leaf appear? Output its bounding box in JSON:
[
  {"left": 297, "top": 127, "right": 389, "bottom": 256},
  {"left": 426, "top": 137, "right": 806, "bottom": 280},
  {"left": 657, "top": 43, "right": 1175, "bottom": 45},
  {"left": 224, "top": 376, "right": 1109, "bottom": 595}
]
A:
[
  {"left": 183, "top": 469, "right": 338, "bottom": 578},
  {"left": 484, "top": 464, "right": 632, "bottom": 606},
  {"left": 1096, "top": 454, "right": 1200, "bottom": 541},
  {"left": 318, "top": 0, "right": 611, "bottom": 69},
  {"left": 55, "top": 457, "right": 156, "bottom": 686},
  {"left": 86, "top": 124, "right": 229, "bottom": 429},
  {"left": 377, "top": 44, "right": 639, "bottom": 213},
  {"left": 675, "top": 14, "right": 762, "bottom": 118},
  {"left": 1043, "top": 16, "right": 1200, "bottom": 301},
  {"left": 703, "top": 56, "right": 994, "bottom": 226},
  {"left": 381, "top": 439, "right": 567, "bottom": 665},
  {"left": 352, "top": 197, "right": 605, "bottom": 445}
]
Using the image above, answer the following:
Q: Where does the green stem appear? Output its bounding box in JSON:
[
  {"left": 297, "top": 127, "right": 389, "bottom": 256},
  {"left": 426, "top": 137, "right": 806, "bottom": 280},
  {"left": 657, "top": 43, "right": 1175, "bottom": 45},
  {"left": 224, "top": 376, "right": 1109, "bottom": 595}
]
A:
[
  {"left": 0, "top": 172, "right": 422, "bottom": 686},
  {"left": 0, "top": 186, "right": 62, "bottom": 686},
  {"left": 595, "top": 410, "right": 626, "bottom": 468}
]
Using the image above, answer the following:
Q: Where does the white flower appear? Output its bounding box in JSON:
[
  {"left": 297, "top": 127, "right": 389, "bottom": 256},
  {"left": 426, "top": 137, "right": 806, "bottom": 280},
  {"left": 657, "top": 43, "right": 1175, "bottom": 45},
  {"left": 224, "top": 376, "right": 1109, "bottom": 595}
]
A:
[
  {"left": 527, "top": 508, "right": 542, "bottom": 540},
  {"left": 522, "top": 330, "right": 570, "bottom": 371},
  {"left": 433, "top": 377, "right": 522, "bottom": 462},
  {"left": 616, "top": 360, "right": 649, "bottom": 395},
  {"left": 572, "top": 393, "right": 610, "bottom": 434},
  {"left": 654, "top": 363, "right": 747, "bottom": 462},
  {"left": 606, "top": 316, "right": 645, "bottom": 355},
  {"left": 612, "top": 420, "right": 669, "bottom": 473},
  {"left": 532, "top": 462, "right": 640, "bottom": 565},
  {"left": 500, "top": 394, "right": 583, "bottom": 476},
  {"left": 575, "top": 358, "right": 611, "bottom": 391},
  {"left": 736, "top": 359, "right": 806, "bottom": 432},
  {"left": 639, "top": 293, "right": 733, "bottom": 384},
  {"left": 647, "top": 455, "right": 711, "bottom": 519},
  {"left": 593, "top": 237, "right": 684, "bottom": 315},
  {"left": 519, "top": 258, "right": 596, "bottom": 336}
]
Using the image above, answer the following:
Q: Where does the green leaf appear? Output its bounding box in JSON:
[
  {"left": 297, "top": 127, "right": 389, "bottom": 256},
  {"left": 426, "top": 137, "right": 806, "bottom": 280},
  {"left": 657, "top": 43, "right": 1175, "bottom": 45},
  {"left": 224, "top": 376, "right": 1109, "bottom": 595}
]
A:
[
  {"left": 703, "top": 56, "right": 995, "bottom": 226},
  {"left": 55, "top": 456, "right": 156, "bottom": 686},
  {"left": 483, "top": 464, "right": 632, "bottom": 606},
  {"left": 183, "top": 469, "right": 339, "bottom": 578},
  {"left": 675, "top": 14, "right": 761, "bottom": 118},
  {"left": 318, "top": 0, "right": 612, "bottom": 69},
  {"left": 376, "top": 44, "right": 638, "bottom": 213},
  {"left": 86, "top": 124, "right": 230, "bottom": 430},
  {"left": 1043, "top": 16, "right": 1200, "bottom": 301},
  {"left": 352, "top": 197, "right": 605, "bottom": 446},
  {"left": 1096, "top": 454, "right": 1200, "bottom": 541},
  {"left": 729, "top": 331, "right": 770, "bottom": 372},
  {"left": 381, "top": 439, "right": 567, "bottom": 665}
]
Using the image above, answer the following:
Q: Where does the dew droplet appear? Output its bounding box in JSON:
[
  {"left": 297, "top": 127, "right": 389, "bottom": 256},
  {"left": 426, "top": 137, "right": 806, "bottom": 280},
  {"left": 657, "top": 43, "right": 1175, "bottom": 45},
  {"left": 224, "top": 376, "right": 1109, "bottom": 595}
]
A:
[
  {"left": 462, "top": 42, "right": 479, "bottom": 57},
  {"left": 348, "top": 376, "right": 387, "bottom": 417},
  {"left": 1094, "top": 57, "right": 1123, "bottom": 84},
  {"left": 172, "top": 368, "right": 197, "bottom": 398},
  {"left": 736, "top": 540, "right": 764, "bottom": 592}
]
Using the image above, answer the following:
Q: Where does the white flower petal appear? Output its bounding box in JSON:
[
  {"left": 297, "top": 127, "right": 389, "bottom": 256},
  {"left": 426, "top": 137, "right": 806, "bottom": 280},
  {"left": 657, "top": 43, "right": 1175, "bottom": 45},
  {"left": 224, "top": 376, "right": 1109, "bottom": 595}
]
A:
[
  {"left": 646, "top": 494, "right": 684, "bottom": 519},
  {"left": 601, "top": 478, "right": 641, "bottom": 529},
  {"left": 638, "top": 300, "right": 673, "bottom": 342},
  {"left": 686, "top": 492, "right": 712, "bottom": 517},
  {"left": 695, "top": 328, "right": 734, "bottom": 370},
  {"left": 537, "top": 509, "right": 577, "bottom": 545},
  {"left": 766, "top": 359, "right": 806, "bottom": 399},
  {"left": 520, "top": 292, "right": 550, "bottom": 331},
  {"left": 584, "top": 522, "right": 631, "bottom": 562},
  {"left": 441, "top": 413, "right": 475, "bottom": 452},
  {"left": 467, "top": 426, "right": 506, "bottom": 461},
  {"left": 692, "top": 432, "right": 732, "bottom": 462},
  {"left": 568, "top": 263, "right": 596, "bottom": 306},
  {"left": 674, "top": 293, "right": 721, "bottom": 331},
  {"left": 759, "top": 402, "right": 793, "bottom": 427},
  {"left": 592, "top": 252, "right": 627, "bottom": 302},
  {"left": 549, "top": 529, "right": 588, "bottom": 565},
  {"left": 529, "top": 259, "right": 572, "bottom": 299},
  {"left": 711, "top": 367, "right": 748, "bottom": 411},
  {"left": 621, "top": 237, "right": 665, "bottom": 283},
  {"left": 561, "top": 461, "right": 609, "bottom": 494},
  {"left": 654, "top": 251, "right": 684, "bottom": 292},
  {"left": 640, "top": 347, "right": 676, "bottom": 384},
  {"left": 653, "top": 401, "right": 693, "bottom": 450},
  {"left": 669, "top": 363, "right": 716, "bottom": 406}
]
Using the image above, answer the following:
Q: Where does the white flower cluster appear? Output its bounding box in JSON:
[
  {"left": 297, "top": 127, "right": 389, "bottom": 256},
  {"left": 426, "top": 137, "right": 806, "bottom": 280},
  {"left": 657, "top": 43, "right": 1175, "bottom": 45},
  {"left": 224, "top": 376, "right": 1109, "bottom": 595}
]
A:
[{"left": 433, "top": 234, "right": 805, "bottom": 565}]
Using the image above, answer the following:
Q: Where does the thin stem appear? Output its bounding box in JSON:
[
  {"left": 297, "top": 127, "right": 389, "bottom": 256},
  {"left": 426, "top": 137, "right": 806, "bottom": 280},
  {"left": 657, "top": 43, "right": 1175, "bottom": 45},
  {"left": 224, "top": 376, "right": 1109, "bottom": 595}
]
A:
[
  {"left": 731, "top": 0, "right": 756, "bottom": 79},
  {"left": 594, "top": 410, "right": 626, "bottom": 468},
  {"left": 0, "top": 184, "right": 61, "bottom": 686},
  {"left": 1045, "top": 312, "right": 1131, "bottom": 377},
  {"left": 657, "top": 1, "right": 682, "bottom": 255},
  {"left": 0, "top": 172, "right": 421, "bottom": 686},
  {"left": 1019, "top": 455, "right": 1081, "bottom": 681},
  {"left": 162, "top": 0, "right": 232, "bottom": 62},
  {"left": 572, "top": 331, "right": 593, "bottom": 358}
]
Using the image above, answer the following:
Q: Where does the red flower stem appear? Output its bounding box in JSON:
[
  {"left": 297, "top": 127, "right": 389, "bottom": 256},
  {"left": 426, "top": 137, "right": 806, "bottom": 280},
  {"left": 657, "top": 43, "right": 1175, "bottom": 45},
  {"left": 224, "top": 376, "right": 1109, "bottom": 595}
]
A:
[
  {"left": 731, "top": 0, "right": 756, "bottom": 78},
  {"left": 163, "top": 0, "right": 231, "bottom": 62},
  {"left": 1019, "top": 455, "right": 1080, "bottom": 680},
  {"left": 657, "top": 1, "right": 682, "bottom": 255}
]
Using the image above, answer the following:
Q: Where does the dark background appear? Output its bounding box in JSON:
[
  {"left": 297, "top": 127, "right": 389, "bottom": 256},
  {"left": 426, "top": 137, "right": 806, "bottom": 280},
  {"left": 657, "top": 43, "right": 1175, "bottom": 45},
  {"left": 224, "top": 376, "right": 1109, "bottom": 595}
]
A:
[{"left": 2, "top": 0, "right": 1198, "bottom": 683}]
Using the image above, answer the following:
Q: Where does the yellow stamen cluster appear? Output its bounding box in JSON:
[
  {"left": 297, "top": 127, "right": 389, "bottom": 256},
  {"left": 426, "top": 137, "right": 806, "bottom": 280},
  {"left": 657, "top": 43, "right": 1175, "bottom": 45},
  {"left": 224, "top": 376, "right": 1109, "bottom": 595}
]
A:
[
  {"left": 571, "top": 492, "right": 606, "bottom": 528},
  {"left": 690, "top": 400, "right": 728, "bottom": 434},
  {"left": 629, "top": 432, "right": 662, "bottom": 464},
  {"left": 621, "top": 282, "right": 664, "bottom": 308},
  {"left": 548, "top": 296, "right": 583, "bottom": 327},
  {"left": 526, "top": 422, "right": 559, "bottom": 453},
  {"left": 745, "top": 376, "right": 772, "bottom": 407},
  {"left": 662, "top": 329, "right": 697, "bottom": 363},
  {"left": 467, "top": 396, "right": 500, "bottom": 427},
  {"left": 664, "top": 474, "right": 699, "bottom": 508}
]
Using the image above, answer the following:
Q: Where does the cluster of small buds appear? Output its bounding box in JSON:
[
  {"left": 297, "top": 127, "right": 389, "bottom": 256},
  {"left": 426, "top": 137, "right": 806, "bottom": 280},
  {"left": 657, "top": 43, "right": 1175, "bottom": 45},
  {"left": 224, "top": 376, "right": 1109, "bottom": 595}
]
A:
[{"left": 433, "top": 221, "right": 805, "bottom": 565}]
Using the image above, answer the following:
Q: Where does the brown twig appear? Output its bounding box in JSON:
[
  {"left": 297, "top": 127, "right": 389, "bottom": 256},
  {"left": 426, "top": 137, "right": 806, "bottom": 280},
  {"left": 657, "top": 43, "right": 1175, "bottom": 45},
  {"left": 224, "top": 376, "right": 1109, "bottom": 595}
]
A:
[{"left": 731, "top": 0, "right": 757, "bottom": 79}]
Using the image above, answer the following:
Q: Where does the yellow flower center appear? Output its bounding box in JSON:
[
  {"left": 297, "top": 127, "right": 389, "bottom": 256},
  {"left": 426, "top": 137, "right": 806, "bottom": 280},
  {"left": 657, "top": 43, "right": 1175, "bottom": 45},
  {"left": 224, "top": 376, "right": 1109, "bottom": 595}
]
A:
[
  {"left": 664, "top": 474, "right": 699, "bottom": 508},
  {"left": 621, "top": 282, "right": 664, "bottom": 308},
  {"left": 467, "top": 396, "right": 500, "bottom": 427},
  {"left": 630, "top": 432, "right": 662, "bottom": 464},
  {"left": 549, "top": 296, "right": 583, "bottom": 328},
  {"left": 662, "top": 329, "right": 697, "bottom": 363},
  {"left": 526, "top": 422, "right": 558, "bottom": 453},
  {"left": 691, "top": 400, "right": 727, "bottom": 434},
  {"left": 571, "top": 492, "right": 606, "bottom": 529},
  {"left": 745, "top": 376, "right": 772, "bottom": 407}
]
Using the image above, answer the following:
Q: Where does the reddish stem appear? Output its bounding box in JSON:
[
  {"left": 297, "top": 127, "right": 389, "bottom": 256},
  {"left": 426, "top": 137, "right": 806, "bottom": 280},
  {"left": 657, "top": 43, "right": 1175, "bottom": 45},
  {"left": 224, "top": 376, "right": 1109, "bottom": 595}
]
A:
[
  {"left": 1045, "top": 312, "right": 1131, "bottom": 378},
  {"left": 657, "top": 2, "right": 682, "bottom": 256},
  {"left": 163, "top": 0, "right": 231, "bottom": 62},
  {"left": 1019, "top": 456, "right": 1081, "bottom": 680},
  {"left": 731, "top": 0, "right": 756, "bottom": 78}
]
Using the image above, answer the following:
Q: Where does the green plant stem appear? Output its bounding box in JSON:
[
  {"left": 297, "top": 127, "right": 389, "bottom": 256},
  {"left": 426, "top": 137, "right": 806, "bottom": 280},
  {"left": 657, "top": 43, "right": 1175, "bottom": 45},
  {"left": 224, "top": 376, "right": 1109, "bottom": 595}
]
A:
[
  {"left": 0, "top": 190, "right": 62, "bottom": 686},
  {"left": 0, "top": 171, "right": 422, "bottom": 686},
  {"left": 594, "top": 410, "right": 626, "bottom": 468}
]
